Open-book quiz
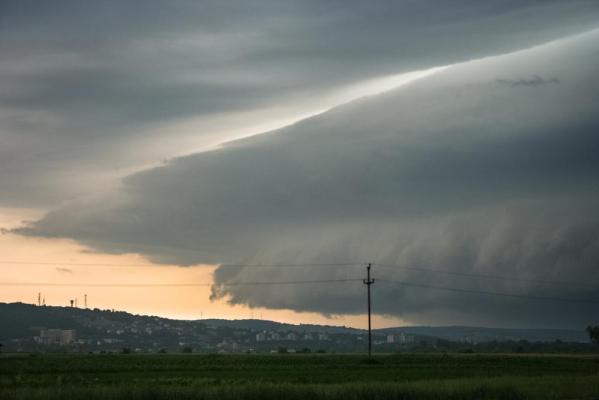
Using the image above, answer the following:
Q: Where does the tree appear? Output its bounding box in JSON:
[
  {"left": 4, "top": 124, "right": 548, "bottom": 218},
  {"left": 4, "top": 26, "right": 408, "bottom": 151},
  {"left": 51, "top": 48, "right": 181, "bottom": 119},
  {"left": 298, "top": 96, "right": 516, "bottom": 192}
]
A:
[{"left": 586, "top": 326, "right": 599, "bottom": 343}]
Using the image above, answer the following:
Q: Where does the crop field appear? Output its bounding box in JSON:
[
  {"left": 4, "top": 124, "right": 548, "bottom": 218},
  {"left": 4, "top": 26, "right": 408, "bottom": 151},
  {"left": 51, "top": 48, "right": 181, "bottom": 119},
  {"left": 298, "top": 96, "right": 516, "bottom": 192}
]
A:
[{"left": 1, "top": 353, "right": 599, "bottom": 399}]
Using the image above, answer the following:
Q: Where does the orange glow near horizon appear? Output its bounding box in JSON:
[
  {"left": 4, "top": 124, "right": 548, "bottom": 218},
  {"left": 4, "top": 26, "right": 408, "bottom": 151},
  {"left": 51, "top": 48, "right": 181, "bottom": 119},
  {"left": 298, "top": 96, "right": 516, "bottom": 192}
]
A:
[{"left": 0, "top": 207, "right": 406, "bottom": 329}]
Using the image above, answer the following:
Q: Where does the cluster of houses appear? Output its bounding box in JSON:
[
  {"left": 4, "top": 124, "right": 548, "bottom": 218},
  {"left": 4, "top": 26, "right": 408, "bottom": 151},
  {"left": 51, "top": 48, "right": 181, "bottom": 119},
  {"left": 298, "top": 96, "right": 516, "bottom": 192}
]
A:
[
  {"left": 34, "top": 329, "right": 76, "bottom": 345},
  {"left": 255, "top": 331, "right": 329, "bottom": 342},
  {"left": 386, "top": 332, "right": 415, "bottom": 344},
  {"left": 30, "top": 327, "right": 414, "bottom": 350}
]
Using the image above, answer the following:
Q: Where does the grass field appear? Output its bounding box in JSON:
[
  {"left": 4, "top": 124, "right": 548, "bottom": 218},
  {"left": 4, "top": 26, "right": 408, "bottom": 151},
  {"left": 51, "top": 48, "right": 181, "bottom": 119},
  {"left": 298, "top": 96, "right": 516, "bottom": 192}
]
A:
[{"left": 1, "top": 353, "right": 598, "bottom": 399}]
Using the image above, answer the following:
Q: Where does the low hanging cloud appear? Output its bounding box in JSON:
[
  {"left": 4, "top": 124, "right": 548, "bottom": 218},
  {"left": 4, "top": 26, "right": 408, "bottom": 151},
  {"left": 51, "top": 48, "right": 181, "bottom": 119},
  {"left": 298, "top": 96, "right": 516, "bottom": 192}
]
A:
[
  {"left": 1, "top": 1, "right": 599, "bottom": 207},
  {"left": 16, "top": 29, "right": 599, "bottom": 328}
]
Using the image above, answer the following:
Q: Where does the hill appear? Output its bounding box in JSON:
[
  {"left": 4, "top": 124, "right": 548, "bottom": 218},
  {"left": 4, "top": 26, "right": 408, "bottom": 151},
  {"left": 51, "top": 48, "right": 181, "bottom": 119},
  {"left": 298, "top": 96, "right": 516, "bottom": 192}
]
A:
[
  {"left": 201, "top": 318, "right": 360, "bottom": 334},
  {"left": 0, "top": 302, "right": 590, "bottom": 347},
  {"left": 376, "top": 326, "right": 588, "bottom": 343}
]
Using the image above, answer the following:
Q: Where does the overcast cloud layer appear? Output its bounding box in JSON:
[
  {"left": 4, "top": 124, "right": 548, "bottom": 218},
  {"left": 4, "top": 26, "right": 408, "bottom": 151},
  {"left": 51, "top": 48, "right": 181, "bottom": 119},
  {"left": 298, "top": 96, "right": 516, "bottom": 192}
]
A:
[
  {"left": 18, "top": 27, "right": 599, "bottom": 328},
  {"left": 2, "top": 1, "right": 599, "bottom": 207}
]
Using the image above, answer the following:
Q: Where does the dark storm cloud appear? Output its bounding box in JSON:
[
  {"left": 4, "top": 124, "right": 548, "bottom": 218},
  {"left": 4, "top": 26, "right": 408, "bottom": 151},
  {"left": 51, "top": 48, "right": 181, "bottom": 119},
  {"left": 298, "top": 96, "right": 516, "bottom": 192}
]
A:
[
  {"left": 496, "top": 76, "right": 560, "bottom": 87},
  {"left": 1, "top": 68, "right": 283, "bottom": 118},
  {"left": 1, "top": 0, "right": 599, "bottom": 206},
  {"left": 210, "top": 202, "right": 599, "bottom": 328},
  {"left": 17, "top": 29, "right": 599, "bottom": 328}
]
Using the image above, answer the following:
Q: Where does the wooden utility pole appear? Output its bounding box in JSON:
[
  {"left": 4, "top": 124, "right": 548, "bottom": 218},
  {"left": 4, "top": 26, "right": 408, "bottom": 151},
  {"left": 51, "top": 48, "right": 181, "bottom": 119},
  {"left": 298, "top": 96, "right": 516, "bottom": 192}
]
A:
[{"left": 363, "top": 263, "right": 375, "bottom": 358}]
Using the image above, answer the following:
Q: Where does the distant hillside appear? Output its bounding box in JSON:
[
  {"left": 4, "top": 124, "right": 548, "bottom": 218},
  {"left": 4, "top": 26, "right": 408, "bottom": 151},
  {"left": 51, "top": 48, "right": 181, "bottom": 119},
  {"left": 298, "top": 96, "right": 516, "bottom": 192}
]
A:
[
  {"left": 376, "top": 326, "right": 589, "bottom": 343},
  {"left": 0, "top": 302, "right": 356, "bottom": 339},
  {"left": 0, "top": 302, "right": 177, "bottom": 341},
  {"left": 0, "top": 302, "right": 371, "bottom": 353},
  {"left": 201, "top": 319, "right": 360, "bottom": 334},
  {"left": 0, "top": 302, "right": 589, "bottom": 344}
]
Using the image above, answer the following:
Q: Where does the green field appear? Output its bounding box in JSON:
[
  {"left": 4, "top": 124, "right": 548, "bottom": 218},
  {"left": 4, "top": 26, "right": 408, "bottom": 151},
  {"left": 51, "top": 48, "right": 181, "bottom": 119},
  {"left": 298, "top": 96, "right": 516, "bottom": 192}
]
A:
[{"left": 1, "top": 353, "right": 599, "bottom": 399}]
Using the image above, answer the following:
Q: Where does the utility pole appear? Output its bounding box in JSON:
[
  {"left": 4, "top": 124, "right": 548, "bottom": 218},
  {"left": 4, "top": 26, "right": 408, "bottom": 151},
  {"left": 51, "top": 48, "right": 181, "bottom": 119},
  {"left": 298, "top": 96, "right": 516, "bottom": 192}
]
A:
[
  {"left": 84, "top": 294, "right": 87, "bottom": 309},
  {"left": 363, "top": 263, "right": 375, "bottom": 358}
]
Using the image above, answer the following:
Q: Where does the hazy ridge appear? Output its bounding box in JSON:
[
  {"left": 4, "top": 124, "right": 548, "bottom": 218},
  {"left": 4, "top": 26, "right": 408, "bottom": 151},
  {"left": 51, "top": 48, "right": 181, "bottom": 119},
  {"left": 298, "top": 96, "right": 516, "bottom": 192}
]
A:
[{"left": 0, "top": 302, "right": 588, "bottom": 343}]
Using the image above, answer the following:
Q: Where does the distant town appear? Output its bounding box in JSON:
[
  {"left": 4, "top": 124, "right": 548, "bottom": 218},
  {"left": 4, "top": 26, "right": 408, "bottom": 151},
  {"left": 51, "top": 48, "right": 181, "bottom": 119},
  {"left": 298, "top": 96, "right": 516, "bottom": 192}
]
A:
[{"left": 0, "top": 302, "right": 594, "bottom": 354}]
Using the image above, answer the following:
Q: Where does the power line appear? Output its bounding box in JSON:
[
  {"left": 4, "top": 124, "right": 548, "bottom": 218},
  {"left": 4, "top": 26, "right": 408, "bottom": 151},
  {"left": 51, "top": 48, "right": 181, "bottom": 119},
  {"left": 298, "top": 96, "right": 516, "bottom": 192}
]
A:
[
  {"left": 1, "top": 282, "right": 210, "bottom": 287},
  {"left": 0, "top": 260, "right": 362, "bottom": 268},
  {"left": 1, "top": 260, "right": 589, "bottom": 289},
  {"left": 374, "top": 264, "right": 591, "bottom": 289},
  {"left": 222, "top": 278, "right": 363, "bottom": 286},
  {"left": 3, "top": 259, "right": 597, "bottom": 304},
  {"left": 220, "top": 263, "right": 362, "bottom": 268},
  {"left": 0, "top": 278, "right": 363, "bottom": 288},
  {"left": 377, "top": 278, "right": 599, "bottom": 305},
  {"left": 8, "top": 276, "right": 595, "bottom": 304},
  {"left": 0, "top": 261, "right": 164, "bottom": 268}
]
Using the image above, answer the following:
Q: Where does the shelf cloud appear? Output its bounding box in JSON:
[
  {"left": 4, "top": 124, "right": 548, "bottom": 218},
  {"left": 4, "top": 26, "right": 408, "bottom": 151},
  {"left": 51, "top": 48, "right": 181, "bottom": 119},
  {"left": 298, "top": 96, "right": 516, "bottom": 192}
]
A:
[{"left": 17, "top": 28, "right": 599, "bottom": 328}]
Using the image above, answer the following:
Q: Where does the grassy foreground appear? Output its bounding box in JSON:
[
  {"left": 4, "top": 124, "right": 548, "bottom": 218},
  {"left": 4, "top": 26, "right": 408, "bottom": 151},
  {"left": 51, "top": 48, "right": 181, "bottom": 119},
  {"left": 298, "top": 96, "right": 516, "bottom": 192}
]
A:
[{"left": 1, "top": 353, "right": 598, "bottom": 399}]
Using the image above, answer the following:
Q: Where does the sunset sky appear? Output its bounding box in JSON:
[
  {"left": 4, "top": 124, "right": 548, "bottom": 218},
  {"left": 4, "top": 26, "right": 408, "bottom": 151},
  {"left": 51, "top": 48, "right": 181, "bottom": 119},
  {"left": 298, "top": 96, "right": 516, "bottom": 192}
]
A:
[{"left": 1, "top": 1, "right": 599, "bottom": 329}]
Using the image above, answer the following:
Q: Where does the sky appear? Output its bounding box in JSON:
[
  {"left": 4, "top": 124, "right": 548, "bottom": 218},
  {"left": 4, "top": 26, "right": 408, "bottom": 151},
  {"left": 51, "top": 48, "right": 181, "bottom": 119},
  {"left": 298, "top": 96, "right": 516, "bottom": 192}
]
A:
[{"left": 1, "top": 1, "right": 599, "bottom": 329}]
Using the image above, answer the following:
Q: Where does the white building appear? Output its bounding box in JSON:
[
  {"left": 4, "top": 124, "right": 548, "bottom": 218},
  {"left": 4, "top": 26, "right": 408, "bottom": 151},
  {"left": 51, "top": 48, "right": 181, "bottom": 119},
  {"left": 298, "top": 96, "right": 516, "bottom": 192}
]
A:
[
  {"left": 386, "top": 332, "right": 414, "bottom": 344},
  {"left": 36, "top": 329, "right": 76, "bottom": 345}
]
